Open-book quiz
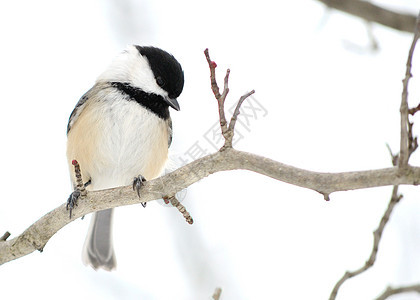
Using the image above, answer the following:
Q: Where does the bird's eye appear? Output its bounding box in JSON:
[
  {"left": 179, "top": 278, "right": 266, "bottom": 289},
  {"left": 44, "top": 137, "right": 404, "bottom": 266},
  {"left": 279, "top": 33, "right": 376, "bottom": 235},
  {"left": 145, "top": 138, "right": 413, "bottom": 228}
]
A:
[{"left": 156, "top": 76, "right": 165, "bottom": 88}]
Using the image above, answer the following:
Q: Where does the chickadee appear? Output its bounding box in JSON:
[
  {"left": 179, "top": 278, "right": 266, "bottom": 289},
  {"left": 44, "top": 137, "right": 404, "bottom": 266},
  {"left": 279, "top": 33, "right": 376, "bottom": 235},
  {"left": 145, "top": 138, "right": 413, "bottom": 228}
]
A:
[{"left": 66, "top": 45, "right": 184, "bottom": 271}]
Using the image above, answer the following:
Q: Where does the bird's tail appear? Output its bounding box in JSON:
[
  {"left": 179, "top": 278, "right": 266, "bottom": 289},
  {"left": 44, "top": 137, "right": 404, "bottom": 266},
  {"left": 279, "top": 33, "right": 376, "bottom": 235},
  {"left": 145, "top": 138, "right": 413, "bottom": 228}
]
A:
[{"left": 82, "top": 208, "right": 117, "bottom": 271}]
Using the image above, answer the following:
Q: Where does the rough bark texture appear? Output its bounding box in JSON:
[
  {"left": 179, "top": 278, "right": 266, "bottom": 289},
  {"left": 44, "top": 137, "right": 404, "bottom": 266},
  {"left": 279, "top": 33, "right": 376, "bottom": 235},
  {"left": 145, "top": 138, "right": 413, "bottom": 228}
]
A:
[{"left": 1, "top": 148, "right": 420, "bottom": 265}]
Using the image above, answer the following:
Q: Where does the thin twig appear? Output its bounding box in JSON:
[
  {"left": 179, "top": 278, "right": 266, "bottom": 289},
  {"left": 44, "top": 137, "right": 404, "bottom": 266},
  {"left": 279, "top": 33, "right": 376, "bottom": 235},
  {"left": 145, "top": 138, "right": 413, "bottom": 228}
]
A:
[
  {"left": 385, "top": 144, "right": 399, "bottom": 167},
  {"left": 329, "top": 186, "right": 402, "bottom": 300},
  {"left": 408, "top": 102, "right": 420, "bottom": 115},
  {"left": 219, "top": 69, "right": 230, "bottom": 139},
  {"left": 375, "top": 283, "right": 420, "bottom": 300},
  {"left": 0, "top": 232, "right": 10, "bottom": 242},
  {"left": 227, "top": 90, "right": 256, "bottom": 143},
  {"left": 408, "top": 121, "right": 418, "bottom": 157},
  {"left": 398, "top": 12, "right": 420, "bottom": 167},
  {"left": 204, "top": 49, "right": 231, "bottom": 144},
  {"left": 164, "top": 195, "right": 193, "bottom": 225},
  {"left": 205, "top": 49, "right": 255, "bottom": 149},
  {"left": 204, "top": 48, "right": 222, "bottom": 99},
  {"left": 365, "top": 21, "right": 379, "bottom": 51},
  {"left": 212, "top": 287, "right": 222, "bottom": 300},
  {"left": 72, "top": 159, "right": 87, "bottom": 197}
]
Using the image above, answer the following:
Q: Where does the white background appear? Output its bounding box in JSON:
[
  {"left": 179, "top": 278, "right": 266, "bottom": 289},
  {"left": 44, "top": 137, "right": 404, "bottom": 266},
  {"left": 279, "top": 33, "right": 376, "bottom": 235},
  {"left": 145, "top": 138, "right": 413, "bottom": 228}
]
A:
[{"left": 0, "top": 0, "right": 420, "bottom": 299}]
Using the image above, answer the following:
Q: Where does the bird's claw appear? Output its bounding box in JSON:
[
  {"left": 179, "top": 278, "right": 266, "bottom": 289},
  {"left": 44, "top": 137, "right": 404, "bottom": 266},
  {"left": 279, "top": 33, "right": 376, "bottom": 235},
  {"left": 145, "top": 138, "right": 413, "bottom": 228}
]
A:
[
  {"left": 133, "top": 175, "right": 147, "bottom": 207},
  {"left": 66, "top": 189, "right": 81, "bottom": 219}
]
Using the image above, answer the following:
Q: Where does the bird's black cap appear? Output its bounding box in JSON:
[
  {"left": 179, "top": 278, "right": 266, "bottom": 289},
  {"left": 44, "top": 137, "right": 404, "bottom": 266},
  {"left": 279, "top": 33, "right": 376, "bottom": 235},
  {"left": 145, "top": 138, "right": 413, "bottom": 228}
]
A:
[{"left": 135, "top": 46, "right": 184, "bottom": 100}]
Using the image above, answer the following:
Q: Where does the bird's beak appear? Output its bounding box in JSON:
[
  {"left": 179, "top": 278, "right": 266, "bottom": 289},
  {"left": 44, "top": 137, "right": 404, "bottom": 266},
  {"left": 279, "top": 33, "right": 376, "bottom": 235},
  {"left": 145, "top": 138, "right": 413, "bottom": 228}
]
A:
[{"left": 164, "top": 97, "right": 180, "bottom": 111}]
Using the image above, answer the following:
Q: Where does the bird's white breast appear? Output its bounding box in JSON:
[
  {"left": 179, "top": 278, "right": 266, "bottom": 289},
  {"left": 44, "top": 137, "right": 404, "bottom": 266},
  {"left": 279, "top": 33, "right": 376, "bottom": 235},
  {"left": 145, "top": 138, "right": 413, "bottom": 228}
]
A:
[{"left": 67, "top": 89, "right": 169, "bottom": 191}]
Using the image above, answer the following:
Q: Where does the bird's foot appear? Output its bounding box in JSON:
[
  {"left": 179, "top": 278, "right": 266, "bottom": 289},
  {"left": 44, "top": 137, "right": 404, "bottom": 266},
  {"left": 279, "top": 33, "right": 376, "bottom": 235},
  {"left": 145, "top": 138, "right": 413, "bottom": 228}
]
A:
[
  {"left": 133, "top": 175, "right": 147, "bottom": 207},
  {"left": 66, "top": 189, "right": 81, "bottom": 219}
]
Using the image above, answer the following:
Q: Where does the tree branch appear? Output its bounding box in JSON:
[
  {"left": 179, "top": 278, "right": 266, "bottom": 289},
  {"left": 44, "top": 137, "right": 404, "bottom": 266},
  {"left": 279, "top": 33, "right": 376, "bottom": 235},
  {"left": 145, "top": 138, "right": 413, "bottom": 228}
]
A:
[
  {"left": 316, "top": 0, "right": 417, "bottom": 33},
  {"left": 399, "top": 13, "right": 420, "bottom": 167},
  {"left": 2, "top": 148, "right": 420, "bottom": 266},
  {"left": 163, "top": 195, "right": 193, "bottom": 224},
  {"left": 228, "top": 90, "right": 255, "bottom": 138},
  {"left": 212, "top": 287, "right": 222, "bottom": 300},
  {"left": 204, "top": 48, "right": 255, "bottom": 149},
  {"left": 0, "top": 232, "right": 10, "bottom": 242},
  {"left": 204, "top": 48, "right": 230, "bottom": 143},
  {"left": 375, "top": 283, "right": 420, "bottom": 300},
  {"left": 329, "top": 186, "right": 402, "bottom": 300},
  {"left": 328, "top": 15, "right": 420, "bottom": 299}
]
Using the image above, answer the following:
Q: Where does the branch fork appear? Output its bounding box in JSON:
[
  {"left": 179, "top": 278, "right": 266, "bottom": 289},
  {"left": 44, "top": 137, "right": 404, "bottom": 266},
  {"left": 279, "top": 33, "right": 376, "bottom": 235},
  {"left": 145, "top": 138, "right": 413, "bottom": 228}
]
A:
[
  {"left": 204, "top": 48, "right": 255, "bottom": 150},
  {"left": 398, "top": 13, "right": 420, "bottom": 168}
]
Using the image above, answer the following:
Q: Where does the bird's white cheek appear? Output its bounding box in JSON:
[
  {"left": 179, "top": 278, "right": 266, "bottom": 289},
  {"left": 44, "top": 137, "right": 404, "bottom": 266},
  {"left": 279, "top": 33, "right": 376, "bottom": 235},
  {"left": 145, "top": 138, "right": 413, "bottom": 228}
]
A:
[
  {"left": 96, "top": 46, "right": 168, "bottom": 98},
  {"left": 129, "top": 68, "right": 168, "bottom": 97}
]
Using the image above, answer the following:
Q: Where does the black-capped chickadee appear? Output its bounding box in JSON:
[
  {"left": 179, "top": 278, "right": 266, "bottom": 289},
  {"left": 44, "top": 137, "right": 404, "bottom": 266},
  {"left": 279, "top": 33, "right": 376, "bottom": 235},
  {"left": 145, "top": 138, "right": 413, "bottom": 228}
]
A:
[{"left": 66, "top": 45, "right": 184, "bottom": 271}]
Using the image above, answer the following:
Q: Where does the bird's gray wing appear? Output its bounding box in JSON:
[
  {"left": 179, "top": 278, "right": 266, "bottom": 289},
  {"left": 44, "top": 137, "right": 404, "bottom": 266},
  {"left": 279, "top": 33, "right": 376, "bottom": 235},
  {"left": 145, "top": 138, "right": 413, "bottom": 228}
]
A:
[
  {"left": 67, "top": 84, "right": 107, "bottom": 134},
  {"left": 67, "top": 92, "right": 90, "bottom": 135},
  {"left": 167, "top": 117, "right": 173, "bottom": 148}
]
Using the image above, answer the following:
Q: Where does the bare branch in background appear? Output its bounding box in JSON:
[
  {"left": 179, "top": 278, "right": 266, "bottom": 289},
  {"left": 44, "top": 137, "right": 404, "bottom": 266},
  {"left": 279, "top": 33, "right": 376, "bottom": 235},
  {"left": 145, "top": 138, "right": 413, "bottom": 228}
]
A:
[
  {"left": 399, "top": 13, "right": 420, "bottom": 166},
  {"left": 375, "top": 283, "right": 420, "bottom": 300},
  {"left": 329, "top": 12, "right": 420, "bottom": 300},
  {"left": 385, "top": 144, "right": 398, "bottom": 167},
  {"left": 329, "top": 186, "right": 402, "bottom": 300},
  {"left": 316, "top": 0, "right": 417, "bottom": 33},
  {"left": 212, "top": 287, "right": 222, "bottom": 300}
]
